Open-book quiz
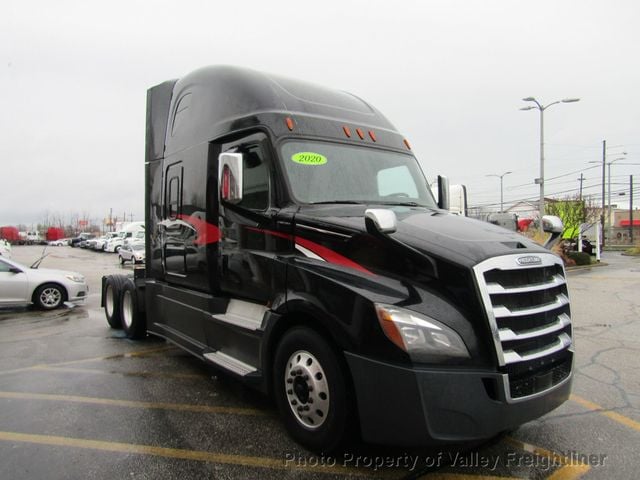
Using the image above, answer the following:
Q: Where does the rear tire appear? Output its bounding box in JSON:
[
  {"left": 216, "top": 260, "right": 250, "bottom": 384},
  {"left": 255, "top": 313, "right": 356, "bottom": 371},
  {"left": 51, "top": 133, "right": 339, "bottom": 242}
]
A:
[
  {"left": 120, "top": 279, "right": 146, "bottom": 339},
  {"left": 104, "top": 275, "right": 127, "bottom": 329},
  {"left": 273, "top": 327, "right": 351, "bottom": 453}
]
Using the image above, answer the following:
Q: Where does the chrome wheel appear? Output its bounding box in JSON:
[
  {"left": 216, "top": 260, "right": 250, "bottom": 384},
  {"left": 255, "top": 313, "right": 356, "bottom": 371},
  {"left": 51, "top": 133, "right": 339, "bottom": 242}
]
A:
[
  {"left": 122, "top": 289, "right": 133, "bottom": 330},
  {"left": 39, "top": 287, "right": 62, "bottom": 308},
  {"left": 285, "top": 350, "right": 330, "bottom": 429}
]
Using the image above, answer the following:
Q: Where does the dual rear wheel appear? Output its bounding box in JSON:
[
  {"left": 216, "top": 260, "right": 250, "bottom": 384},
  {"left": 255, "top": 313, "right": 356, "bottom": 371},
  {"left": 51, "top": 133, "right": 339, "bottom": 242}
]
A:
[{"left": 103, "top": 275, "right": 146, "bottom": 339}]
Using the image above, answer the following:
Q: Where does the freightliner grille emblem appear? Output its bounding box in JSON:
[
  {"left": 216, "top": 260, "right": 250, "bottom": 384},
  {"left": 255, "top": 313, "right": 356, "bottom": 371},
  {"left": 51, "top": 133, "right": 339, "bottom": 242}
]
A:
[{"left": 516, "top": 255, "right": 542, "bottom": 266}]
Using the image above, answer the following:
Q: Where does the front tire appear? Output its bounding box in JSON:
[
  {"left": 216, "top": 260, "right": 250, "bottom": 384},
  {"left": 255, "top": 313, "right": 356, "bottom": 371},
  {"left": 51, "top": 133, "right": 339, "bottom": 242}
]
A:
[
  {"left": 34, "top": 283, "right": 66, "bottom": 310},
  {"left": 273, "top": 327, "right": 351, "bottom": 452}
]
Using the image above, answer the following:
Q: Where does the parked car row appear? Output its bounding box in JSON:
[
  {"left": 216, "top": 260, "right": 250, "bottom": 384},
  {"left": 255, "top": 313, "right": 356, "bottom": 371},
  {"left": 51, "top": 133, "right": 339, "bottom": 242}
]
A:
[{"left": 67, "top": 223, "right": 147, "bottom": 265}]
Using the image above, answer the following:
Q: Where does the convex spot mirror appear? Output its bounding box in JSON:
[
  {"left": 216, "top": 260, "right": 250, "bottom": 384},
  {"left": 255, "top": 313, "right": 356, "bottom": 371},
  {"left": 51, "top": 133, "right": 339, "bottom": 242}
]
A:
[
  {"left": 365, "top": 209, "right": 397, "bottom": 234},
  {"left": 219, "top": 153, "right": 244, "bottom": 204},
  {"left": 541, "top": 215, "right": 563, "bottom": 234}
]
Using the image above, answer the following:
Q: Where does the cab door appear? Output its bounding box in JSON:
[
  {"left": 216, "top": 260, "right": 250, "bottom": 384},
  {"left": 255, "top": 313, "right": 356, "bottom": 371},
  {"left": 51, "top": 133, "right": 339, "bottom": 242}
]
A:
[{"left": 217, "top": 132, "right": 291, "bottom": 304}]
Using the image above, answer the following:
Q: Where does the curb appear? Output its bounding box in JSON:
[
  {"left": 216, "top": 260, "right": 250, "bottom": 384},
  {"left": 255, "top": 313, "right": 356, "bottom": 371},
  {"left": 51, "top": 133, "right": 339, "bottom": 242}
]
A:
[{"left": 566, "top": 262, "right": 608, "bottom": 271}]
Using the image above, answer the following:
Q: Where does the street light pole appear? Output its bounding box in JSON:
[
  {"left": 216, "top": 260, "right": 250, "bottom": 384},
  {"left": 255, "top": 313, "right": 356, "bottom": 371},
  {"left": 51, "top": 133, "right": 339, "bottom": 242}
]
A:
[
  {"left": 520, "top": 97, "right": 580, "bottom": 224},
  {"left": 487, "top": 171, "right": 512, "bottom": 213}
]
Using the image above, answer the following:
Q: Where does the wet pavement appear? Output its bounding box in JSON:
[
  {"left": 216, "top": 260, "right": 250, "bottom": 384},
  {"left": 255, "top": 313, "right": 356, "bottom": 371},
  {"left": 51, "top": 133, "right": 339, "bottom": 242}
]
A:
[{"left": 0, "top": 246, "right": 638, "bottom": 479}]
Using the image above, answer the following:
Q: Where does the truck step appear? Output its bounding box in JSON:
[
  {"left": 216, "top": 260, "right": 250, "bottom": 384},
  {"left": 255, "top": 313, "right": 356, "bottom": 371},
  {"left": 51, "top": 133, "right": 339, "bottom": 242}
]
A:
[
  {"left": 203, "top": 351, "right": 258, "bottom": 376},
  {"left": 211, "top": 299, "right": 267, "bottom": 331}
]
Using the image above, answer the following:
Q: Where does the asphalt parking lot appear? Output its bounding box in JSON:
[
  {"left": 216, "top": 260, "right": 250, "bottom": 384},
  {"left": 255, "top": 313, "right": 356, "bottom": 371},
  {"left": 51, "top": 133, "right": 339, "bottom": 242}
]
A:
[{"left": 1, "top": 246, "right": 639, "bottom": 479}]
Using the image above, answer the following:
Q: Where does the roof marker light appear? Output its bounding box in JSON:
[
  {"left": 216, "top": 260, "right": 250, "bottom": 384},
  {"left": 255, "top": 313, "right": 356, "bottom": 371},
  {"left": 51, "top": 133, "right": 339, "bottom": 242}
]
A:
[
  {"left": 403, "top": 139, "right": 411, "bottom": 150},
  {"left": 369, "top": 130, "right": 377, "bottom": 142},
  {"left": 343, "top": 126, "right": 352, "bottom": 138},
  {"left": 356, "top": 128, "right": 365, "bottom": 140},
  {"left": 285, "top": 117, "right": 294, "bottom": 131}
]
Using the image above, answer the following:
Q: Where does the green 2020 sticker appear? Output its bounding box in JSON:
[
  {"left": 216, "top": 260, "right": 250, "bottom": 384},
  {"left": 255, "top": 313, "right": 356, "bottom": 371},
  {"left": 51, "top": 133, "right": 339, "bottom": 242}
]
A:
[{"left": 291, "top": 152, "right": 327, "bottom": 165}]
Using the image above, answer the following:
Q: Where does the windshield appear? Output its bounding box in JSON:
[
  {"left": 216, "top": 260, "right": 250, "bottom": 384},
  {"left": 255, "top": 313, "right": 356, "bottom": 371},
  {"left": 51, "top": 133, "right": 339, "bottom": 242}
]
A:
[{"left": 280, "top": 141, "right": 436, "bottom": 207}]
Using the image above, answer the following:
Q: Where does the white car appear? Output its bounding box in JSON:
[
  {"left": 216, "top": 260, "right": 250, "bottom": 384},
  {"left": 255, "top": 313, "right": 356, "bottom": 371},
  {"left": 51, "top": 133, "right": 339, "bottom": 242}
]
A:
[
  {"left": 118, "top": 243, "right": 145, "bottom": 264},
  {"left": 47, "top": 239, "right": 68, "bottom": 246},
  {"left": 0, "top": 256, "right": 88, "bottom": 310}
]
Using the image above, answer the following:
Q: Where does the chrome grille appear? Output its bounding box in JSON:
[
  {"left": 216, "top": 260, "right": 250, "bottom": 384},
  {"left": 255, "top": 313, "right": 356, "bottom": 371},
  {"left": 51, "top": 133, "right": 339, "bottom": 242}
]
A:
[{"left": 473, "top": 253, "right": 573, "bottom": 400}]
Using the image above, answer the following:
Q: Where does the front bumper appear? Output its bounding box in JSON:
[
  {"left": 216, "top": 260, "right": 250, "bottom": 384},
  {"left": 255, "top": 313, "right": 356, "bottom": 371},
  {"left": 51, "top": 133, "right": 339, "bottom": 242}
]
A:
[
  {"left": 345, "top": 352, "right": 572, "bottom": 446},
  {"left": 67, "top": 283, "right": 89, "bottom": 304}
]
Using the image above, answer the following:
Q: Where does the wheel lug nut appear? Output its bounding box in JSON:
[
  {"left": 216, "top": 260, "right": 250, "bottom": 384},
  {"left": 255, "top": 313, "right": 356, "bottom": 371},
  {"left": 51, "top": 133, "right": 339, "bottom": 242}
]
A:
[
  {"left": 302, "top": 374, "right": 309, "bottom": 380},
  {"left": 287, "top": 389, "right": 293, "bottom": 395},
  {"left": 304, "top": 405, "right": 310, "bottom": 411},
  {"left": 307, "top": 386, "right": 313, "bottom": 392},
  {"left": 291, "top": 400, "right": 297, "bottom": 406},
  {"left": 297, "top": 406, "right": 304, "bottom": 412},
  {"left": 308, "top": 398, "right": 313, "bottom": 403},
  {"left": 287, "top": 378, "right": 293, "bottom": 384}
]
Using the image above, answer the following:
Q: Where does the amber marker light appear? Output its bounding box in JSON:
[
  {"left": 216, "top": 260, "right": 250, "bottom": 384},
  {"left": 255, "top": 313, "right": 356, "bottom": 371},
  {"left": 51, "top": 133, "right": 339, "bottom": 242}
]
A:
[
  {"left": 356, "top": 128, "right": 365, "bottom": 139},
  {"left": 285, "top": 117, "right": 294, "bottom": 131},
  {"left": 343, "top": 126, "right": 352, "bottom": 138},
  {"left": 403, "top": 139, "right": 411, "bottom": 150},
  {"left": 375, "top": 305, "right": 406, "bottom": 352},
  {"left": 368, "top": 130, "right": 377, "bottom": 142}
]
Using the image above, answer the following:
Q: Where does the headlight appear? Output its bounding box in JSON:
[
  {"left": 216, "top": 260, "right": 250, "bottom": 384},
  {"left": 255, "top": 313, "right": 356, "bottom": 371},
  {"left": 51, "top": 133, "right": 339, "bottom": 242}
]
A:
[
  {"left": 65, "top": 274, "right": 85, "bottom": 283},
  {"left": 375, "top": 303, "right": 470, "bottom": 362}
]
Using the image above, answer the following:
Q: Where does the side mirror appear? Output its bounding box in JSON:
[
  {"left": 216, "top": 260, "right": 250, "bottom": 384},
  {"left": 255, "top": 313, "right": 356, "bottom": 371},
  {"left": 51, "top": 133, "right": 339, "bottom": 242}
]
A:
[
  {"left": 365, "top": 209, "right": 397, "bottom": 234},
  {"left": 541, "top": 215, "right": 564, "bottom": 250},
  {"left": 437, "top": 175, "right": 450, "bottom": 211},
  {"left": 9, "top": 267, "right": 22, "bottom": 274},
  {"left": 219, "top": 153, "right": 244, "bottom": 204}
]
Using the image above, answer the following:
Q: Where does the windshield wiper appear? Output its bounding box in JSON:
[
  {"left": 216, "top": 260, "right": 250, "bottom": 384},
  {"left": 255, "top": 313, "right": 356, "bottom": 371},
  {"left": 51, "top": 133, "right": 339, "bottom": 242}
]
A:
[
  {"left": 374, "top": 201, "right": 427, "bottom": 207},
  {"left": 310, "top": 200, "right": 364, "bottom": 205}
]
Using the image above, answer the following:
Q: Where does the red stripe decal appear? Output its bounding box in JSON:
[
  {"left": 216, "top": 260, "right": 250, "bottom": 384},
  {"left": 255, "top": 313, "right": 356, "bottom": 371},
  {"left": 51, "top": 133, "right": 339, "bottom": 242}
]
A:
[
  {"left": 248, "top": 227, "right": 373, "bottom": 276},
  {"left": 177, "top": 214, "right": 221, "bottom": 246},
  {"left": 294, "top": 237, "right": 373, "bottom": 275}
]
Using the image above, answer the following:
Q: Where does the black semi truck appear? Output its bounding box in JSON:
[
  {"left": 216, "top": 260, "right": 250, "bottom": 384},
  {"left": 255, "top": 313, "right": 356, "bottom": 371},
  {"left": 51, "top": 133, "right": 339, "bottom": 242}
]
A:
[{"left": 102, "top": 66, "right": 573, "bottom": 452}]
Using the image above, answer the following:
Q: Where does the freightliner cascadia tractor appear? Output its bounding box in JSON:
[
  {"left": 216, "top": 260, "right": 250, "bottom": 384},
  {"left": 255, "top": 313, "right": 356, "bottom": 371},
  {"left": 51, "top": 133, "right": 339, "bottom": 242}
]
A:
[{"left": 102, "top": 66, "right": 572, "bottom": 452}]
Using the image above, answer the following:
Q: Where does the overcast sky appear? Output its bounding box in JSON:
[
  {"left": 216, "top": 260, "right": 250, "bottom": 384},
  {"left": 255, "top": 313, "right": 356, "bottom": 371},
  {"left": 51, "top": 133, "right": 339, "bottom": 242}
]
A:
[{"left": 2, "top": 0, "right": 639, "bottom": 228}]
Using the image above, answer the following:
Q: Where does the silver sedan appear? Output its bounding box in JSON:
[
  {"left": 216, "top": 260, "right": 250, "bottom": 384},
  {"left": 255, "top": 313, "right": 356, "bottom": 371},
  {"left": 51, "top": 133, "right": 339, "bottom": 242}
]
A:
[{"left": 0, "top": 256, "right": 88, "bottom": 310}]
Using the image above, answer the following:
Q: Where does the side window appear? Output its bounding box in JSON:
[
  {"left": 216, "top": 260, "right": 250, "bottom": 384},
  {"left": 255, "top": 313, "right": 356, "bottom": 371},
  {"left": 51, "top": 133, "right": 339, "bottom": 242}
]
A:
[
  {"left": 0, "top": 260, "right": 12, "bottom": 273},
  {"left": 165, "top": 165, "right": 183, "bottom": 220},
  {"left": 377, "top": 165, "right": 419, "bottom": 198},
  {"left": 171, "top": 93, "right": 191, "bottom": 137},
  {"left": 239, "top": 144, "right": 269, "bottom": 210}
]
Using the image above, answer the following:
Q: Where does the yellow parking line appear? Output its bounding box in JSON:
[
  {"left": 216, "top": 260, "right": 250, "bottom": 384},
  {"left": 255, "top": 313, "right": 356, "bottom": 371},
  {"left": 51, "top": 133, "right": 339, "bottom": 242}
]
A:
[
  {"left": 505, "top": 438, "right": 590, "bottom": 480},
  {"left": 570, "top": 394, "right": 640, "bottom": 432},
  {"left": 0, "top": 391, "right": 267, "bottom": 417},
  {"left": 0, "top": 345, "right": 176, "bottom": 377},
  {"left": 32, "top": 365, "right": 205, "bottom": 380},
  {"left": 418, "top": 475, "right": 518, "bottom": 480},
  {"left": 0, "top": 431, "right": 374, "bottom": 477}
]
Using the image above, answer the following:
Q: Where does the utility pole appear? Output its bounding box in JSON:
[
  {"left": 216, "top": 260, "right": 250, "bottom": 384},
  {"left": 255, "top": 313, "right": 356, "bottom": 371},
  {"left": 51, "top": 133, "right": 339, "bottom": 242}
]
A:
[
  {"left": 578, "top": 174, "right": 584, "bottom": 201},
  {"left": 631, "top": 175, "right": 634, "bottom": 244},
  {"left": 601, "top": 140, "right": 606, "bottom": 248}
]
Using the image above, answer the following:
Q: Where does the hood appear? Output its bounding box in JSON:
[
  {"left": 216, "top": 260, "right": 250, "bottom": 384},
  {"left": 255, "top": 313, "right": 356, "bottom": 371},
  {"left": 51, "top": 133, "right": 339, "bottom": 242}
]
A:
[
  {"left": 28, "top": 267, "right": 84, "bottom": 279},
  {"left": 293, "top": 205, "right": 548, "bottom": 269}
]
